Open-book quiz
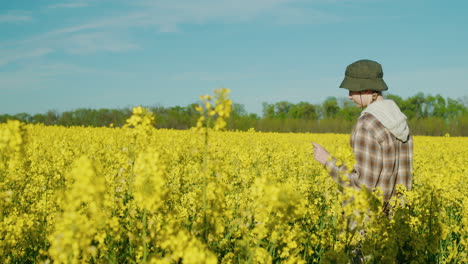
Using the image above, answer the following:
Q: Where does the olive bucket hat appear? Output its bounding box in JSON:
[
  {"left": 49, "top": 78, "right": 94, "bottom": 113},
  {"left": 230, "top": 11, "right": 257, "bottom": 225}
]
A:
[{"left": 339, "top": 59, "right": 388, "bottom": 92}]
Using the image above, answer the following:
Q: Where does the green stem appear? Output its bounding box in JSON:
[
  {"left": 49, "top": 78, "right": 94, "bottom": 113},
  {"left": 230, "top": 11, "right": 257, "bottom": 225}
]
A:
[
  {"left": 143, "top": 208, "right": 148, "bottom": 263},
  {"left": 203, "top": 124, "right": 208, "bottom": 243},
  {"left": 43, "top": 174, "right": 49, "bottom": 253},
  {"left": 129, "top": 134, "right": 137, "bottom": 196}
]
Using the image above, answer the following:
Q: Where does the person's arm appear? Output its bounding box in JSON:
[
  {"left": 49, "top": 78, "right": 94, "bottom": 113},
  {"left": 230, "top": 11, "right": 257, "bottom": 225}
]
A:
[{"left": 324, "top": 127, "right": 383, "bottom": 190}]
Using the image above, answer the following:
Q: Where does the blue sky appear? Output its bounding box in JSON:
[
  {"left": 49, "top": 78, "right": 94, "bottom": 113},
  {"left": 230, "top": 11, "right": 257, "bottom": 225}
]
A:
[{"left": 1, "top": 0, "right": 467, "bottom": 115}]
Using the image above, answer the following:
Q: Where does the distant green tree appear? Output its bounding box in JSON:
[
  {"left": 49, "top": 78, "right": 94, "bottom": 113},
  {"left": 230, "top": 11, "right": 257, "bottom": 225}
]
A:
[
  {"left": 386, "top": 94, "right": 403, "bottom": 106},
  {"left": 0, "top": 114, "right": 14, "bottom": 123},
  {"left": 429, "top": 95, "right": 447, "bottom": 118},
  {"left": 459, "top": 96, "right": 468, "bottom": 108},
  {"left": 32, "top": 113, "right": 46, "bottom": 124},
  {"left": 2, "top": 93, "right": 467, "bottom": 135},
  {"left": 336, "top": 101, "right": 360, "bottom": 121},
  {"left": 59, "top": 111, "right": 75, "bottom": 126},
  {"left": 13, "top": 113, "right": 31, "bottom": 123},
  {"left": 227, "top": 103, "right": 259, "bottom": 131},
  {"left": 400, "top": 92, "right": 425, "bottom": 119},
  {"left": 288, "top": 102, "right": 318, "bottom": 120},
  {"left": 321, "top": 97, "right": 339, "bottom": 119},
  {"left": 446, "top": 98, "right": 466, "bottom": 119},
  {"left": 231, "top": 103, "right": 248, "bottom": 118},
  {"left": 45, "top": 110, "right": 60, "bottom": 125},
  {"left": 167, "top": 106, "right": 192, "bottom": 129},
  {"left": 262, "top": 102, "right": 275, "bottom": 118},
  {"left": 248, "top": 113, "right": 260, "bottom": 120},
  {"left": 274, "top": 101, "right": 293, "bottom": 119}
]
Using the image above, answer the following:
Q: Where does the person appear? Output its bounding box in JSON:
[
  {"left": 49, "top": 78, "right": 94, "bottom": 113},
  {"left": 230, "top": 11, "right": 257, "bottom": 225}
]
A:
[{"left": 312, "top": 59, "right": 413, "bottom": 207}]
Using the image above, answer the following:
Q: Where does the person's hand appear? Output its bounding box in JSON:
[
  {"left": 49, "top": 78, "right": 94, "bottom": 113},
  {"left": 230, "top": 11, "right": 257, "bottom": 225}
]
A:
[{"left": 312, "top": 142, "right": 330, "bottom": 166}]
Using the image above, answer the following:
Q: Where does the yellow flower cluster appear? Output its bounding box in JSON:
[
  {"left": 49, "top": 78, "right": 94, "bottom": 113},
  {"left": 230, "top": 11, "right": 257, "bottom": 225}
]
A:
[
  {"left": 0, "top": 108, "right": 467, "bottom": 263},
  {"left": 196, "top": 88, "right": 232, "bottom": 131}
]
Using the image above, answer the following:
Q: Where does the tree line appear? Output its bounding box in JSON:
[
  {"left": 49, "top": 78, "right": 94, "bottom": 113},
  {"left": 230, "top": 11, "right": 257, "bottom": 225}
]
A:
[{"left": 2, "top": 92, "right": 467, "bottom": 136}]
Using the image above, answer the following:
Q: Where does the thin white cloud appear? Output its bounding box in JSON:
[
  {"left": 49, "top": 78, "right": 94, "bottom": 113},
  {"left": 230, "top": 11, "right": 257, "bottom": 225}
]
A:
[
  {"left": 128, "top": 0, "right": 342, "bottom": 30},
  {"left": 273, "top": 7, "right": 343, "bottom": 24},
  {"left": 36, "top": 0, "right": 344, "bottom": 35},
  {"left": 0, "top": 11, "right": 32, "bottom": 23},
  {"left": 6, "top": 0, "right": 344, "bottom": 44},
  {"left": 50, "top": 14, "right": 144, "bottom": 35},
  {"left": 0, "top": 61, "right": 132, "bottom": 91},
  {"left": 171, "top": 71, "right": 255, "bottom": 81},
  {"left": 48, "top": 2, "right": 89, "bottom": 9},
  {"left": 0, "top": 48, "right": 54, "bottom": 66},
  {"left": 0, "top": 67, "right": 55, "bottom": 91},
  {"left": 0, "top": 0, "right": 344, "bottom": 67},
  {"left": 64, "top": 32, "right": 140, "bottom": 54},
  {"left": 0, "top": 30, "right": 139, "bottom": 66}
]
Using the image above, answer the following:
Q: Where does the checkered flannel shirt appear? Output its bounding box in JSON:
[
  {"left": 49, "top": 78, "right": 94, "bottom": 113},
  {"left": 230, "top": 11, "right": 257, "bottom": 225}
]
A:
[{"left": 325, "top": 113, "right": 413, "bottom": 201}]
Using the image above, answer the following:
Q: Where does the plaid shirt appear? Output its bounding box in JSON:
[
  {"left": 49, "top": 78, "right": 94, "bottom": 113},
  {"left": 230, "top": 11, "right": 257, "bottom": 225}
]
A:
[{"left": 325, "top": 113, "right": 413, "bottom": 201}]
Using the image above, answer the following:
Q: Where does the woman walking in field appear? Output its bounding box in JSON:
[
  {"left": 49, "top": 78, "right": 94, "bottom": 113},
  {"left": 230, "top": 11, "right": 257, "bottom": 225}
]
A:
[{"left": 312, "top": 59, "right": 413, "bottom": 207}]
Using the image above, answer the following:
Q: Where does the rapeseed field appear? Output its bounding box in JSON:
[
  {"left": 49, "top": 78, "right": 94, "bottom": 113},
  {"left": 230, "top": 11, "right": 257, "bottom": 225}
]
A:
[{"left": 0, "top": 89, "right": 467, "bottom": 263}]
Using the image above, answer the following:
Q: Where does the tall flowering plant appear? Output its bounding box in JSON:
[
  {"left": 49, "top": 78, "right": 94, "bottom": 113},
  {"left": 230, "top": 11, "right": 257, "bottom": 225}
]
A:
[{"left": 194, "top": 88, "right": 232, "bottom": 242}]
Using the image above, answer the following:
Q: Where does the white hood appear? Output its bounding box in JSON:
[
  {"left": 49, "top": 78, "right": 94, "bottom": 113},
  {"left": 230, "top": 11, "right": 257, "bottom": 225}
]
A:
[{"left": 361, "top": 100, "right": 410, "bottom": 142}]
